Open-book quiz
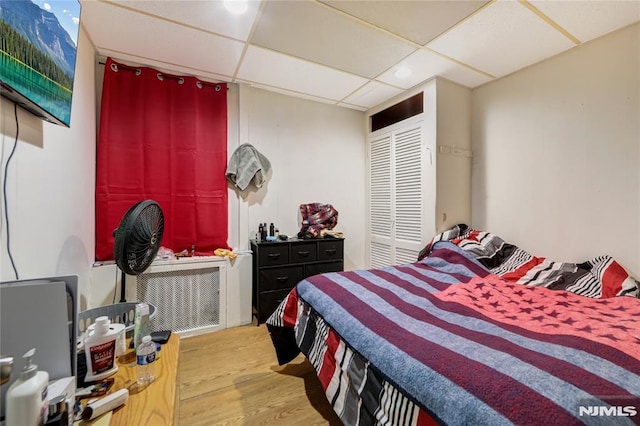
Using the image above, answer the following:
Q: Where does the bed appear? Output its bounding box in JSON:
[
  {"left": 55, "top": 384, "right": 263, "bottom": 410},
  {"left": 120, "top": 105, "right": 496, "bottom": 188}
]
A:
[{"left": 266, "top": 226, "right": 640, "bottom": 425}]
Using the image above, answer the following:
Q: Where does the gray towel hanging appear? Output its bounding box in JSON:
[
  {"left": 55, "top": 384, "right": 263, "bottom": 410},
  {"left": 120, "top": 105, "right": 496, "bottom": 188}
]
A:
[{"left": 226, "top": 143, "right": 272, "bottom": 191}]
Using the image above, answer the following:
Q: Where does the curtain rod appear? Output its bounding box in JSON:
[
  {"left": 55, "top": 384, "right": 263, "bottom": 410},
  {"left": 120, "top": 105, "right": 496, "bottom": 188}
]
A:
[{"left": 98, "top": 61, "right": 228, "bottom": 90}]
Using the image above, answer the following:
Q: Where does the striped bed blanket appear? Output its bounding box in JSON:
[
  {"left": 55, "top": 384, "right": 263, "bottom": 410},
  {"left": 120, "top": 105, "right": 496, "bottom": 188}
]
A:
[
  {"left": 267, "top": 242, "right": 640, "bottom": 425},
  {"left": 418, "top": 224, "right": 640, "bottom": 299}
]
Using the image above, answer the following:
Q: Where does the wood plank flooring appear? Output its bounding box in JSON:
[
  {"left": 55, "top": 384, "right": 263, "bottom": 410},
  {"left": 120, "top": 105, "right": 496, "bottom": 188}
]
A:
[{"left": 178, "top": 324, "right": 342, "bottom": 425}]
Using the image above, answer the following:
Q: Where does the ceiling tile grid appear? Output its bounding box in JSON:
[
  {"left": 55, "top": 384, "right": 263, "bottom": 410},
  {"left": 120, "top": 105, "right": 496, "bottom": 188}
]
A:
[
  {"left": 81, "top": 1, "right": 245, "bottom": 77},
  {"left": 251, "top": 0, "right": 418, "bottom": 78},
  {"left": 110, "top": 0, "right": 260, "bottom": 41},
  {"left": 342, "top": 80, "right": 405, "bottom": 109},
  {"left": 376, "top": 48, "right": 493, "bottom": 90},
  {"left": 80, "top": 0, "right": 640, "bottom": 112},
  {"left": 236, "top": 45, "right": 369, "bottom": 101},
  {"left": 530, "top": 0, "right": 640, "bottom": 43},
  {"left": 319, "top": 0, "right": 489, "bottom": 46},
  {"left": 426, "top": 0, "right": 576, "bottom": 78},
  {"left": 247, "top": 82, "right": 340, "bottom": 106}
]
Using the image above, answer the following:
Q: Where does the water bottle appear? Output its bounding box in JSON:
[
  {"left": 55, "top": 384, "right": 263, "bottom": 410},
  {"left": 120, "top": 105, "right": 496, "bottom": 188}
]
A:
[{"left": 136, "top": 335, "right": 156, "bottom": 385}]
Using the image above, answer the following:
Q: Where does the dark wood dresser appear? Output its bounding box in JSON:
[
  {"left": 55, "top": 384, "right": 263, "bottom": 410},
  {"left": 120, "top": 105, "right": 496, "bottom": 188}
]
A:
[{"left": 250, "top": 237, "right": 344, "bottom": 324}]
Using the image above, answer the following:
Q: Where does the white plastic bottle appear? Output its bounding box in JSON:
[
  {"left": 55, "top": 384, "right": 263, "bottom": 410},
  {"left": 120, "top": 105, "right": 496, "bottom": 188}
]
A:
[
  {"left": 136, "top": 335, "right": 156, "bottom": 385},
  {"left": 5, "top": 348, "right": 49, "bottom": 426},
  {"left": 84, "top": 316, "right": 119, "bottom": 382}
]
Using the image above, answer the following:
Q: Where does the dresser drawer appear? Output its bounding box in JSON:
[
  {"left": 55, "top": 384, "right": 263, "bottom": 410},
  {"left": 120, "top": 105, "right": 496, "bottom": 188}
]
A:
[
  {"left": 251, "top": 238, "right": 345, "bottom": 325},
  {"left": 305, "top": 261, "right": 343, "bottom": 278},
  {"left": 318, "top": 240, "right": 343, "bottom": 261},
  {"left": 259, "top": 265, "right": 304, "bottom": 291},
  {"left": 258, "top": 289, "right": 291, "bottom": 322},
  {"left": 258, "top": 244, "right": 289, "bottom": 266},
  {"left": 290, "top": 242, "right": 317, "bottom": 263}
]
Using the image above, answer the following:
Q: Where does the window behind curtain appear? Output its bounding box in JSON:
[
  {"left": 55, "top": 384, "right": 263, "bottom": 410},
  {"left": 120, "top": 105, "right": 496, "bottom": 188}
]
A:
[{"left": 95, "top": 57, "right": 229, "bottom": 261}]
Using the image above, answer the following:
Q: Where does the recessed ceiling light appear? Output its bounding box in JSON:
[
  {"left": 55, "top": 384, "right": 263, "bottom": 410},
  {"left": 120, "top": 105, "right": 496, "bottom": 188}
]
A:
[
  {"left": 224, "top": 0, "right": 248, "bottom": 15},
  {"left": 394, "top": 66, "right": 412, "bottom": 79}
]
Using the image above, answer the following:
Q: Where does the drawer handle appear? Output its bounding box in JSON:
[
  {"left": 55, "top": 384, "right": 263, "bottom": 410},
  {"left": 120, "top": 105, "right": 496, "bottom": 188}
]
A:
[
  {"left": 325, "top": 248, "right": 337, "bottom": 255},
  {"left": 297, "top": 251, "right": 310, "bottom": 257},
  {"left": 268, "top": 253, "right": 281, "bottom": 259},
  {"left": 276, "top": 276, "right": 289, "bottom": 282}
]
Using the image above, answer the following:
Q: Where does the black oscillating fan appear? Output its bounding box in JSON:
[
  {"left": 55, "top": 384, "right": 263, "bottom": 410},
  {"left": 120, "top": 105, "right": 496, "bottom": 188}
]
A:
[{"left": 113, "top": 200, "right": 164, "bottom": 303}]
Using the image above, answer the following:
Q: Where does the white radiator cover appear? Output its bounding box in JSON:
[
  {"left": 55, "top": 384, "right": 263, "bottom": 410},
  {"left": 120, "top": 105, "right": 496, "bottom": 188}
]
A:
[{"left": 133, "top": 257, "right": 228, "bottom": 337}]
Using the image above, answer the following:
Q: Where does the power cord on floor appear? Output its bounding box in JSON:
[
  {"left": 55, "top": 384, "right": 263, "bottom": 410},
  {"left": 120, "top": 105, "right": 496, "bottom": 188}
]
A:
[{"left": 2, "top": 102, "right": 20, "bottom": 279}]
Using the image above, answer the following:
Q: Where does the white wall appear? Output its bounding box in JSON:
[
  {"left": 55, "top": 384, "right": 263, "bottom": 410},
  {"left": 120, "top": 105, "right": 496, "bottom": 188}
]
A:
[
  {"left": 435, "top": 78, "right": 472, "bottom": 233},
  {"left": 0, "top": 26, "right": 96, "bottom": 309},
  {"left": 236, "top": 85, "right": 367, "bottom": 271},
  {"left": 471, "top": 23, "right": 640, "bottom": 274}
]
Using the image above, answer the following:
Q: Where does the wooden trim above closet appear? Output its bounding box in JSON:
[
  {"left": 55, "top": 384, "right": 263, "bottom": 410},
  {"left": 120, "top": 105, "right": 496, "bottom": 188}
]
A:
[{"left": 370, "top": 92, "right": 423, "bottom": 132}]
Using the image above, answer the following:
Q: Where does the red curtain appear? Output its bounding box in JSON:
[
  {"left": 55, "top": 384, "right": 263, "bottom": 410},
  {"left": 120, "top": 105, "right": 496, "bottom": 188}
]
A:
[{"left": 95, "top": 57, "right": 229, "bottom": 261}]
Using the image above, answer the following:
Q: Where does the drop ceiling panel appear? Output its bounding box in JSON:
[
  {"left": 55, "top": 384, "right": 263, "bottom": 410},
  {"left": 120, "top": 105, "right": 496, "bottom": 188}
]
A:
[
  {"left": 530, "top": 0, "right": 640, "bottom": 43},
  {"left": 251, "top": 0, "right": 417, "bottom": 78},
  {"left": 79, "top": 0, "right": 640, "bottom": 111},
  {"left": 377, "top": 49, "right": 493, "bottom": 89},
  {"left": 81, "top": 1, "right": 245, "bottom": 77},
  {"left": 247, "top": 83, "right": 338, "bottom": 106},
  {"left": 337, "top": 102, "right": 367, "bottom": 112},
  {"left": 320, "top": 0, "right": 489, "bottom": 45},
  {"left": 343, "top": 81, "right": 404, "bottom": 109},
  {"left": 427, "top": 0, "right": 576, "bottom": 78},
  {"left": 104, "top": 0, "right": 260, "bottom": 41},
  {"left": 237, "top": 46, "right": 369, "bottom": 101}
]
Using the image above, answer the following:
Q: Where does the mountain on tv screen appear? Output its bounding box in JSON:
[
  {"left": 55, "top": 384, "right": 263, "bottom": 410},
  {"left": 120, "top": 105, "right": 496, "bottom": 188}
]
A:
[{"left": 0, "top": 0, "right": 80, "bottom": 127}]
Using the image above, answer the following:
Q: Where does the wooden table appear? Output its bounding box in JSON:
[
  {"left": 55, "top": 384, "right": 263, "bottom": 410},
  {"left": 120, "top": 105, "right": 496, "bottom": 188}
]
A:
[{"left": 108, "top": 334, "right": 180, "bottom": 425}]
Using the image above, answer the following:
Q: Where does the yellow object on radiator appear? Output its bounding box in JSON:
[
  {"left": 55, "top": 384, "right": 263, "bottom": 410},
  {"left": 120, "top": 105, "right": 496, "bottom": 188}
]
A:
[{"left": 214, "top": 248, "right": 238, "bottom": 260}]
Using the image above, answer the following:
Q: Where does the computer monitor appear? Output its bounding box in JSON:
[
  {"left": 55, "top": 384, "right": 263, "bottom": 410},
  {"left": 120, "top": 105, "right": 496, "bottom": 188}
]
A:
[{"left": 0, "top": 275, "right": 78, "bottom": 421}]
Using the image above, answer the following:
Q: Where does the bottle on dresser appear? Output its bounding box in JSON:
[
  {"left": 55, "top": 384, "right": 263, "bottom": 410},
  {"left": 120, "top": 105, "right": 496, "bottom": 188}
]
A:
[{"left": 136, "top": 336, "right": 156, "bottom": 385}]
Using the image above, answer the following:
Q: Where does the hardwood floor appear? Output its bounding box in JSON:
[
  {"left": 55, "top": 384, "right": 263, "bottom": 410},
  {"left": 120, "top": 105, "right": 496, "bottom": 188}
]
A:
[{"left": 178, "top": 324, "right": 342, "bottom": 425}]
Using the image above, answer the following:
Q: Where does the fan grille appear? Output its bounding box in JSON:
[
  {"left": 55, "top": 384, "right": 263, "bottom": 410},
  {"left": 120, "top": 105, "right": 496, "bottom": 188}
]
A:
[{"left": 114, "top": 200, "right": 164, "bottom": 275}]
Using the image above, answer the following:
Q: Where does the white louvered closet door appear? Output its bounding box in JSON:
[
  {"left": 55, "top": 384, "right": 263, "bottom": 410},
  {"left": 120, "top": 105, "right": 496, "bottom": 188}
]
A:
[
  {"left": 368, "top": 120, "right": 425, "bottom": 268},
  {"left": 370, "top": 134, "right": 392, "bottom": 268},
  {"left": 394, "top": 126, "right": 423, "bottom": 265}
]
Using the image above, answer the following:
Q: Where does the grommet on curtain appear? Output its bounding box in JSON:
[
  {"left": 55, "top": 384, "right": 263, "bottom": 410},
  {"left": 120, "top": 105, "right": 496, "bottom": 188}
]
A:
[
  {"left": 215, "top": 85, "right": 221, "bottom": 92},
  {"left": 111, "top": 63, "right": 118, "bottom": 72},
  {"left": 178, "top": 78, "right": 184, "bottom": 85},
  {"left": 157, "top": 73, "right": 164, "bottom": 81},
  {"left": 135, "top": 69, "right": 142, "bottom": 76},
  {"left": 196, "top": 81, "right": 203, "bottom": 89}
]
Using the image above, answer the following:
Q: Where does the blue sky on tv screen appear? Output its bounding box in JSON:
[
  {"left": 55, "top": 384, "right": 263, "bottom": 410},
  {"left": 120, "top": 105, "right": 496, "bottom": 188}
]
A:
[{"left": 33, "top": 0, "right": 80, "bottom": 45}]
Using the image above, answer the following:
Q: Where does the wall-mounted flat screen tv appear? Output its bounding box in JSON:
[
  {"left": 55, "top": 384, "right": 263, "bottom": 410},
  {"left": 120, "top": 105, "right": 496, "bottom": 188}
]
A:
[{"left": 0, "top": 0, "right": 81, "bottom": 127}]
